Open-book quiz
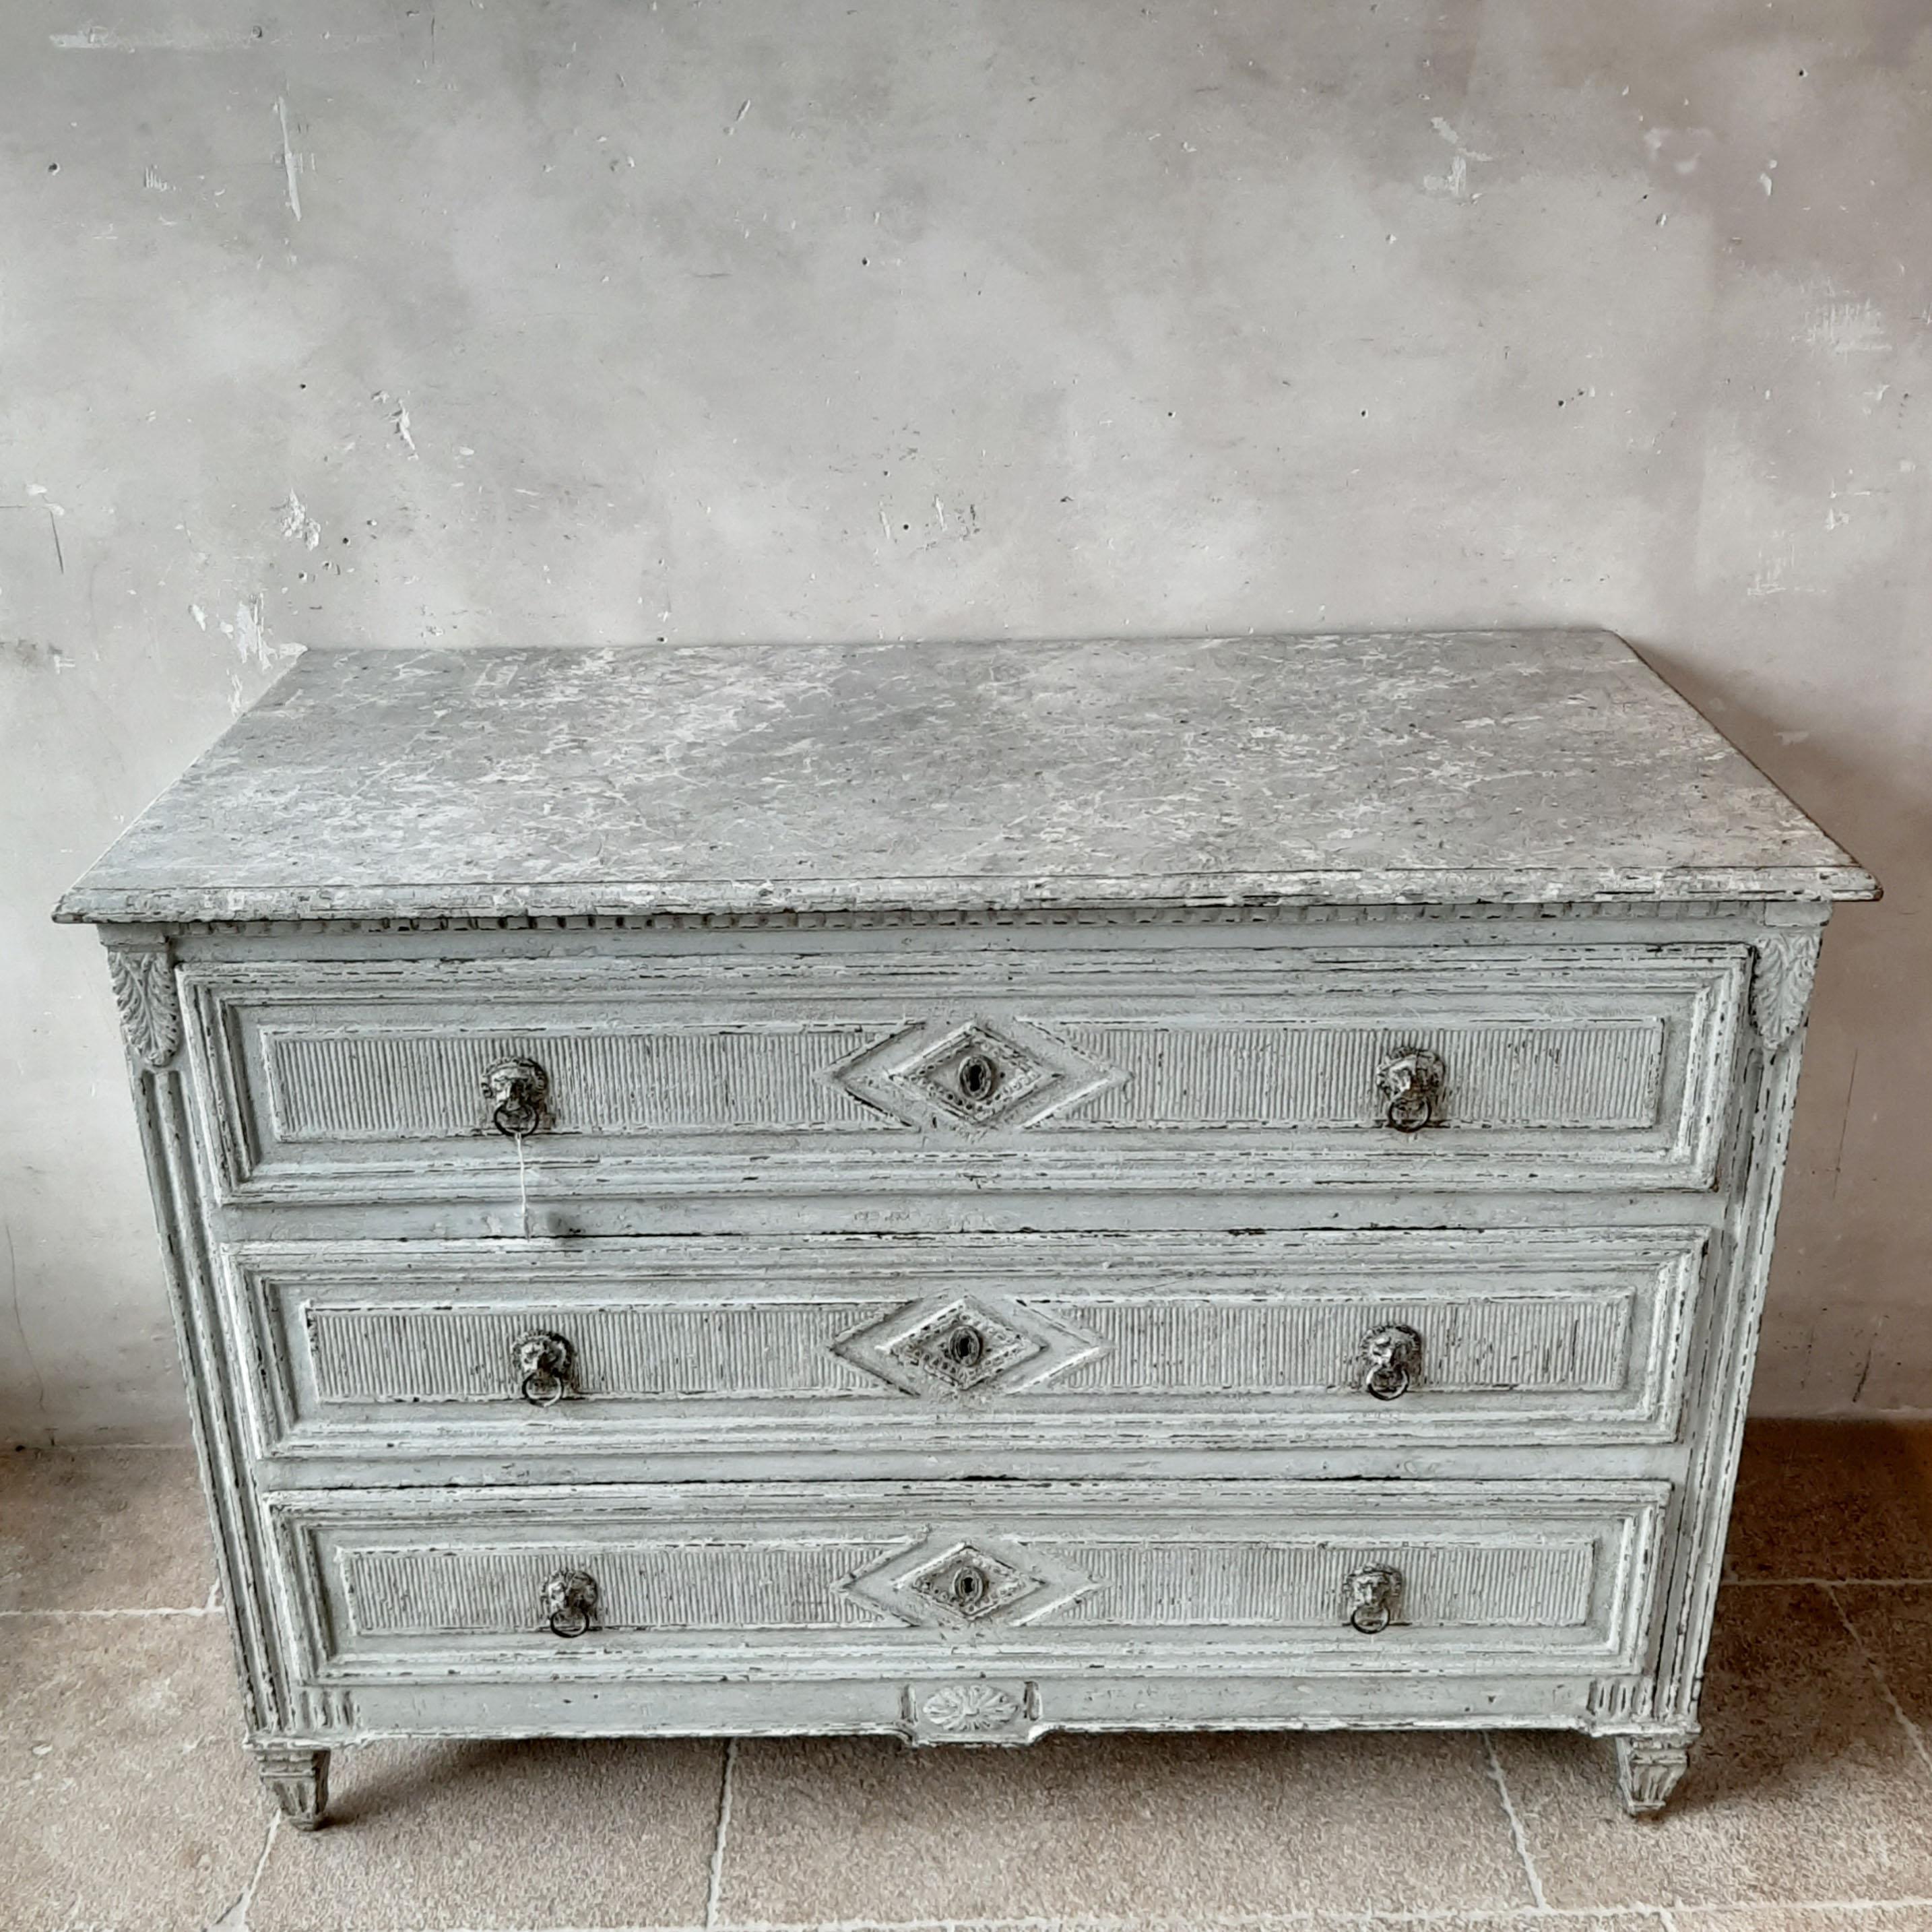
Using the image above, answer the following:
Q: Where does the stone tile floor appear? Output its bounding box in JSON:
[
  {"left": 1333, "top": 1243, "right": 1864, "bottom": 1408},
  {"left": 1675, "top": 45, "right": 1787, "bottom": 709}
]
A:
[{"left": 5, "top": 1423, "right": 1932, "bottom": 1932}]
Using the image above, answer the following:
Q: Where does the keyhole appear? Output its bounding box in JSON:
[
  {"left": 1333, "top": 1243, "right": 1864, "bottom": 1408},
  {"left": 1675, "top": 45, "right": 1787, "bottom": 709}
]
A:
[
  {"left": 956, "top": 1054, "right": 1000, "bottom": 1102},
  {"left": 946, "top": 1325, "right": 985, "bottom": 1367},
  {"left": 951, "top": 1566, "right": 989, "bottom": 1608}
]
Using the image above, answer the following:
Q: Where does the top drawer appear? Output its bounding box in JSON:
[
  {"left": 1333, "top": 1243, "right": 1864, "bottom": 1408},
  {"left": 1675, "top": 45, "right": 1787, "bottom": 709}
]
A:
[{"left": 182, "top": 944, "right": 1747, "bottom": 1205}]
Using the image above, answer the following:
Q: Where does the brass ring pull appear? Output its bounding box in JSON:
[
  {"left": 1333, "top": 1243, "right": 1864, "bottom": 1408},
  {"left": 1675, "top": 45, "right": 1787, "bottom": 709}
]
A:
[
  {"left": 1377, "top": 1049, "right": 1446, "bottom": 1133},
  {"left": 482, "top": 1058, "right": 551, "bottom": 1137},
  {"left": 1346, "top": 1564, "right": 1400, "bottom": 1635},
  {"left": 542, "top": 1568, "right": 599, "bottom": 1640},
  {"left": 1359, "top": 1324, "right": 1423, "bottom": 1402},
  {"left": 514, "top": 1331, "right": 575, "bottom": 1407}
]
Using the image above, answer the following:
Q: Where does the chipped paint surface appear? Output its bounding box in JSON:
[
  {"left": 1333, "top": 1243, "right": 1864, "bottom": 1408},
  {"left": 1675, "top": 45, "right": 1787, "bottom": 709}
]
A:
[
  {"left": 1803, "top": 298, "right": 1890, "bottom": 357},
  {"left": 2, "top": 0, "right": 1929, "bottom": 1440},
  {"left": 274, "top": 96, "right": 302, "bottom": 220},
  {"left": 276, "top": 492, "right": 319, "bottom": 549}
]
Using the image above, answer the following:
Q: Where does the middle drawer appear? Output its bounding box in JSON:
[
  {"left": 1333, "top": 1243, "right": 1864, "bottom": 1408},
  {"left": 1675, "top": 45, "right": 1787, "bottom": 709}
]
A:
[{"left": 230, "top": 1229, "right": 1704, "bottom": 1460}]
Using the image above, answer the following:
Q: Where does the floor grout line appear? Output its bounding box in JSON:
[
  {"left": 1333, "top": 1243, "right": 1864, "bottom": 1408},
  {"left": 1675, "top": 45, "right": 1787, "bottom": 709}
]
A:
[
  {"left": 1725, "top": 1576, "right": 1932, "bottom": 1587},
  {"left": 203, "top": 1809, "right": 278, "bottom": 1932},
  {"left": 695, "top": 1907, "right": 1932, "bottom": 1927},
  {"left": 704, "top": 1735, "right": 740, "bottom": 1930},
  {"left": 1826, "top": 1582, "right": 1932, "bottom": 1782},
  {"left": 346, "top": 1906, "right": 1932, "bottom": 1931},
  {"left": 1481, "top": 1731, "right": 1549, "bottom": 1912},
  {"left": 0, "top": 1603, "right": 218, "bottom": 1618},
  {"left": 240, "top": 1809, "right": 280, "bottom": 1927},
  {"left": 7, "top": 1440, "right": 197, "bottom": 1452}
]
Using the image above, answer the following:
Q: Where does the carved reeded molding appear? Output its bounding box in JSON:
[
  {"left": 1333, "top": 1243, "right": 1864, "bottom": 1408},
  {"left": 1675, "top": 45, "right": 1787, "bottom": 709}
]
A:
[
  {"left": 169, "top": 897, "right": 1767, "bottom": 937},
  {"left": 1588, "top": 1677, "right": 1657, "bottom": 1724},
  {"left": 1750, "top": 931, "right": 1822, "bottom": 1051},
  {"left": 106, "top": 946, "right": 182, "bottom": 1068},
  {"left": 291, "top": 1685, "right": 358, "bottom": 1731}
]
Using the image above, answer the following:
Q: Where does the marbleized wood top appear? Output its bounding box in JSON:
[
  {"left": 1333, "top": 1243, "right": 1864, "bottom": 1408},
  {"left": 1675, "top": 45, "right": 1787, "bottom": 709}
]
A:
[{"left": 56, "top": 632, "right": 1875, "bottom": 924}]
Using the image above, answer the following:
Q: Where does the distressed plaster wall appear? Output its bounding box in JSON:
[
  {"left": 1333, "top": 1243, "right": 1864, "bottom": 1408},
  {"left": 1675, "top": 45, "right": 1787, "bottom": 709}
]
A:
[{"left": 2, "top": 0, "right": 1927, "bottom": 1442}]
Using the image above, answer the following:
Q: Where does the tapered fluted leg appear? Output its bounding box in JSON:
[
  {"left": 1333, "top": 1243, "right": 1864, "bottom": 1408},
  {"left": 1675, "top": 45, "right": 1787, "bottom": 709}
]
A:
[
  {"left": 255, "top": 1743, "right": 330, "bottom": 1830},
  {"left": 1615, "top": 1732, "right": 1691, "bottom": 1817}
]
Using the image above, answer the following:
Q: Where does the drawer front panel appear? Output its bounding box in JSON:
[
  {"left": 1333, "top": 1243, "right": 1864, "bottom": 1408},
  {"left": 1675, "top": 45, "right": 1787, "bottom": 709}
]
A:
[
  {"left": 270, "top": 1479, "right": 1666, "bottom": 1680},
  {"left": 234, "top": 1231, "right": 1703, "bottom": 1457},
  {"left": 1049, "top": 1021, "right": 1663, "bottom": 1130},
  {"left": 184, "top": 945, "right": 1747, "bottom": 1202}
]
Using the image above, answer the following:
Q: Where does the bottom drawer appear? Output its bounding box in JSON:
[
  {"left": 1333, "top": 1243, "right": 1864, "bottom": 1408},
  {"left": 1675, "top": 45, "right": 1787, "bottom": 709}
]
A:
[{"left": 269, "top": 1479, "right": 1666, "bottom": 1688}]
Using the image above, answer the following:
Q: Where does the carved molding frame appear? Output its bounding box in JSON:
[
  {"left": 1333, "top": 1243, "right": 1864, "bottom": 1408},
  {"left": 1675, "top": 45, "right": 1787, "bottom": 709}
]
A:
[
  {"left": 157, "top": 896, "right": 1793, "bottom": 937},
  {"left": 100, "top": 933, "right": 294, "bottom": 1755}
]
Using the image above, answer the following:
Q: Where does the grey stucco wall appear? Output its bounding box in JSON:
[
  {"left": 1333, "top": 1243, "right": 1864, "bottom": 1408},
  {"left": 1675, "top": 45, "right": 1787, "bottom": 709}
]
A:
[{"left": 3, "top": 0, "right": 1926, "bottom": 1442}]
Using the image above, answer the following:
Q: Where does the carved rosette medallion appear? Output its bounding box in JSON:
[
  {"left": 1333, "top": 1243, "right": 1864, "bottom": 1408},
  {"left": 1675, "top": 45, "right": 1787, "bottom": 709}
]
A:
[
  {"left": 901, "top": 1678, "right": 1038, "bottom": 1744},
  {"left": 1749, "top": 932, "right": 1822, "bottom": 1052},
  {"left": 922, "top": 1683, "right": 1020, "bottom": 1731},
  {"left": 106, "top": 947, "right": 182, "bottom": 1069}
]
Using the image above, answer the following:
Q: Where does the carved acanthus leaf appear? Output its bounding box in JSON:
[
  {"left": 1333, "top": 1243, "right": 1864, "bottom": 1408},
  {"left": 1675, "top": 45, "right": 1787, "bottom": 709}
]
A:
[
  {"left": 108, "top": 948, "right": 182, "bottom": 1068},
  {"left": 1749, "top": 932, "right": 1822, "bottom": 1051}
]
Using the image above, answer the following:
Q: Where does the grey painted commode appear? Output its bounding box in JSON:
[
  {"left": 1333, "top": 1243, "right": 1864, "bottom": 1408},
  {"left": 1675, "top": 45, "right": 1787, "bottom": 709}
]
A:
[{"left": 56, "top": 633, "right": 1877, "bottom": 1827}]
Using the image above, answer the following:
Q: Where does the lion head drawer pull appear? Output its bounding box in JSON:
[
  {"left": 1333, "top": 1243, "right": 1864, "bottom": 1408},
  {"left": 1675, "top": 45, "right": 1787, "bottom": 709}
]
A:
[
  {"left": 482, "top": 1057, "right": 551, "bottom": 1136},
  {"left": 541, "top": 1568, "right": 599, "bottom": 1640},
  {"left": 1377, "top": 1048, "right": 1446, "bottom": 1132},
  {"left": 1345, "top": 1564, "right": 1402, "bottom": 1635},
  {"left": 1359, "top": 1323, "right": 1423, "bottom": 1401},
  {"left": 513, "top": 1331, "right": 577, "bottom": 1407}
]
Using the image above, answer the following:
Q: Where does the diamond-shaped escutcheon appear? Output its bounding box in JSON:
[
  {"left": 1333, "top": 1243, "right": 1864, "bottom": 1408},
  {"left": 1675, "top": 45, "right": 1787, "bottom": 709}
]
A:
[
  {"left": 826, "top": 1017, "right": 1118, "bottom": 1130},
  {"left": 832, "top": 1293, "right": 1106, "bottom": 1396},
  {"left": 844, "top": 1531, "right": 1093, "bottom": 1629}
]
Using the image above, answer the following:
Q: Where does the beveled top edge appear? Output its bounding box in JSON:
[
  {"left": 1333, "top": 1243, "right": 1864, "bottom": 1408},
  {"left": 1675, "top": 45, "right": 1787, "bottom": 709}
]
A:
[{"left": 56, "top": 864, "right": 1879, "bottom": 926}]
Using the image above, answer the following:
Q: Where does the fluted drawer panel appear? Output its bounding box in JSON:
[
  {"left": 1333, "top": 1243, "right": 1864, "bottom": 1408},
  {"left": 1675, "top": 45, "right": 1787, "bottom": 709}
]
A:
[
  {"left": 270, "top": 1027, "right": 884, "bottom": 1139},
  {"left": 345, "top": 1542, "right": 900, "bottom": 1636},
  {"left": 234, "top": 1229, "right": 1702, "bottom": 1457},
  {"left": 1043, "top": 1539, "right": 1595, "bottom": 1628},
  {"left": 182, "top": 944, "right": 1748, "bottom": 1202},
  {"left": 270, "top": 1478, "right": 1667, "bottom": 1680},
  {"left": 1056, "top": 1022, "right": 1662, "bottom": 1129},
  {"left": 1052, "top": 1293, "right": 1632, "bottom": 1395},
  {"left": 307, "top": 1302, "right": 897, "bottom": 1403},
  {"left": 301, "top": 1287, "right": 1633, "bottom": 1407}
]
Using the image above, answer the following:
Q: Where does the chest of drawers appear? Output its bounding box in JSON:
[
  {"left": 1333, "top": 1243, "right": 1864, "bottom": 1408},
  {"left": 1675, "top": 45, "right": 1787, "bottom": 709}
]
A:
[{"left": 57, "top": 632, "right": 1875, "bottom": 1826}]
